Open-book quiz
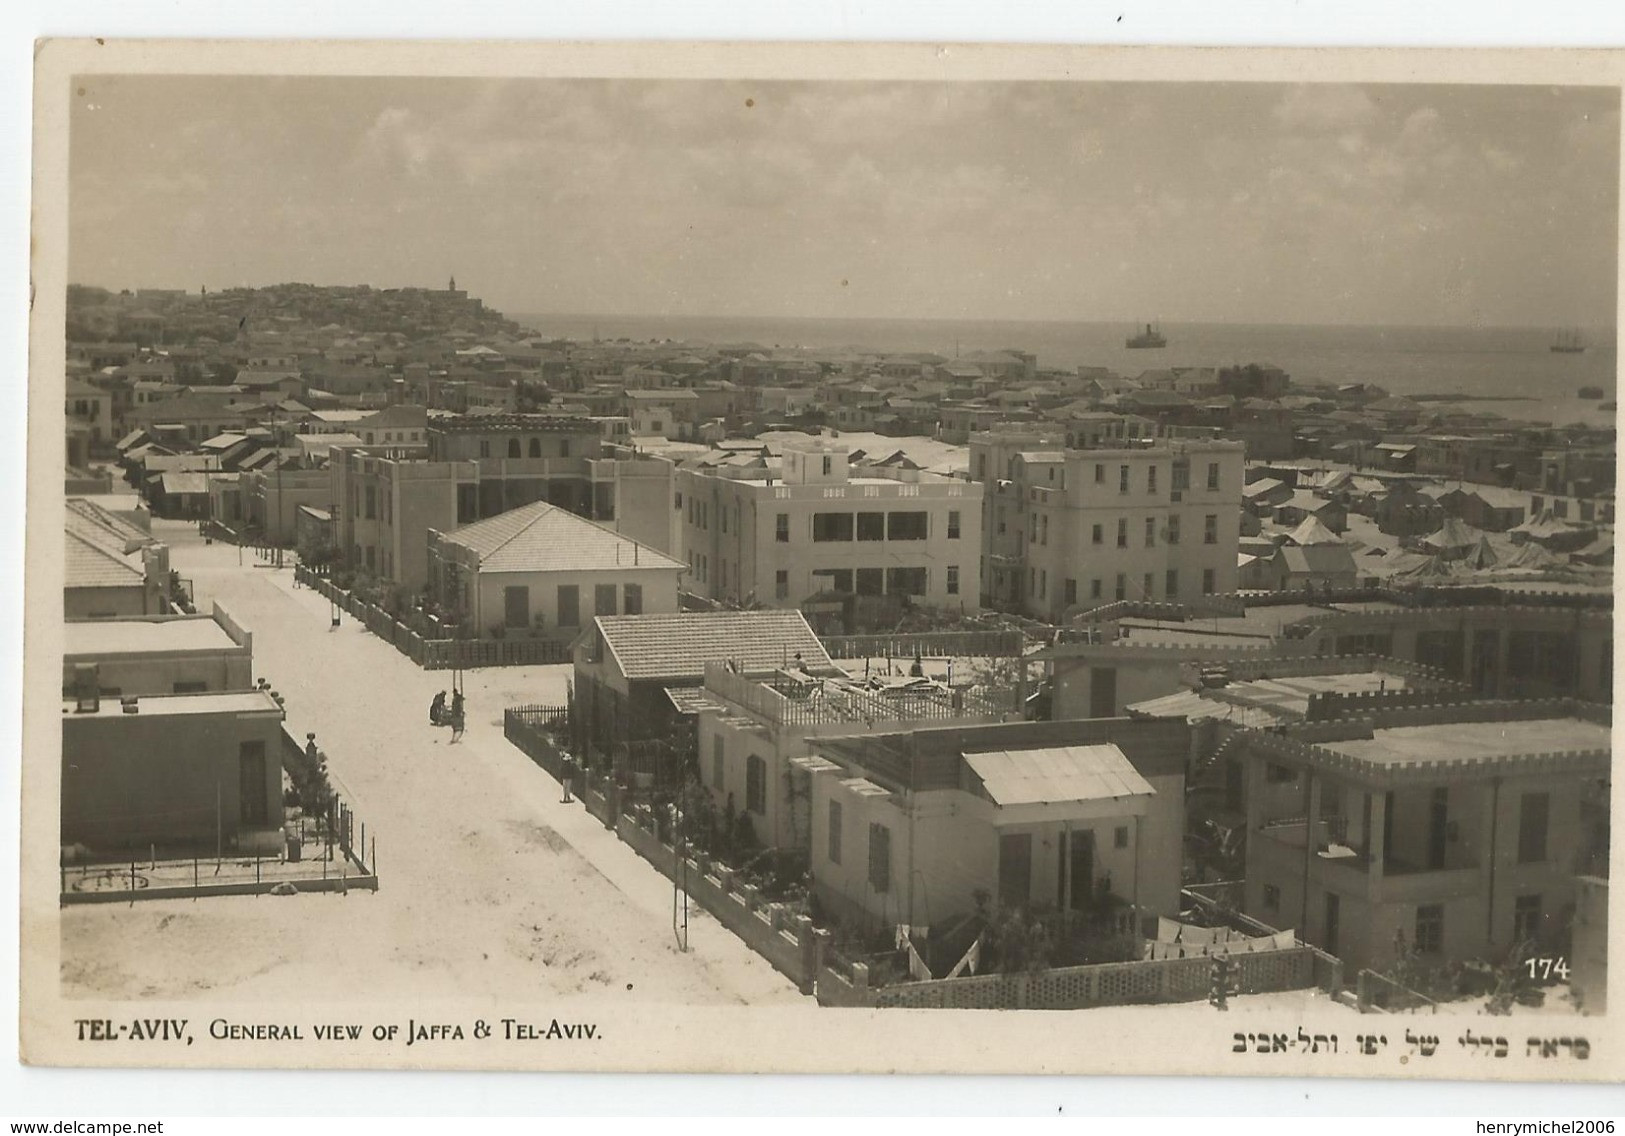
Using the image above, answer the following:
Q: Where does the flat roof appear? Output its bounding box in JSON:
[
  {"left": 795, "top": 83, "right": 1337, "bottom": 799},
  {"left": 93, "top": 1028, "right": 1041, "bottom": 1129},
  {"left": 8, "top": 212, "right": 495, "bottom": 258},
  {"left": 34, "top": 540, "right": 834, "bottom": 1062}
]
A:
[
  {"left": 63, "top": 689, "right": 280, "bottom": 719},
  {"left": 64, "top": 617, "right": 239, "bottom": 659},
  {"left": 1322, "top": 718, "right": 1610, "bottom": 768},
  {"left": 1215, "top": 672, "right": 1409, "bottom": 717}
]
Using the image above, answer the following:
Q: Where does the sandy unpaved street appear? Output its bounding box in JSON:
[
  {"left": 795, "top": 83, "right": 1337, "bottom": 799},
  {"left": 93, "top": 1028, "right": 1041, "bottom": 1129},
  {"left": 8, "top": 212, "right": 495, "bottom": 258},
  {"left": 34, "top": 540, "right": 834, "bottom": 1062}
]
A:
[{"left": 61, "top": 521, "right": 803, "bottom": 1007}]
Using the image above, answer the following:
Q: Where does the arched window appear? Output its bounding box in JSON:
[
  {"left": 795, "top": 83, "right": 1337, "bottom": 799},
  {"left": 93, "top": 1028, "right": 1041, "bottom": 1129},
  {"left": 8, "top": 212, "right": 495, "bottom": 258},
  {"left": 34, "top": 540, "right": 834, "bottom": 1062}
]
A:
[
  {"left": 507, "top": 437, "right": 521, "bottom": 459},
  {"left": 529, "top": 437, "right": 541, "bottom": 458}
]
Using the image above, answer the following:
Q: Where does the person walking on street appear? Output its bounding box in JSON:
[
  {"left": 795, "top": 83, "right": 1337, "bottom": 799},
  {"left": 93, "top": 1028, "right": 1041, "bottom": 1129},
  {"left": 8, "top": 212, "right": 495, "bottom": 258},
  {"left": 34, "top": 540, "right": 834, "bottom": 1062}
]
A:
[{"left": 560, "top": 755, "right": 576, "bottom": 804}]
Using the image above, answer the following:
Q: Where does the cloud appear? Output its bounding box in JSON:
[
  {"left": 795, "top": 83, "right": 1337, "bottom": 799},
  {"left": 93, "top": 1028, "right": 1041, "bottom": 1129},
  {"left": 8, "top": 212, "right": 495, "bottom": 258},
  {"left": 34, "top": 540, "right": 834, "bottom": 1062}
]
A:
[{"left": 360, "top": 107, "right": 437, "bottom": 177}]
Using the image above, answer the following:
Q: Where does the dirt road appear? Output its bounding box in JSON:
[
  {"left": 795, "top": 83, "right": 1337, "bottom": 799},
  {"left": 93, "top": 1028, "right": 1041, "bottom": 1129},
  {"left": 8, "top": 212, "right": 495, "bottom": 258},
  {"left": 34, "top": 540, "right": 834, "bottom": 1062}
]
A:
[{"left": 62, "top": 523, "right": 802, "bottom": 1007}]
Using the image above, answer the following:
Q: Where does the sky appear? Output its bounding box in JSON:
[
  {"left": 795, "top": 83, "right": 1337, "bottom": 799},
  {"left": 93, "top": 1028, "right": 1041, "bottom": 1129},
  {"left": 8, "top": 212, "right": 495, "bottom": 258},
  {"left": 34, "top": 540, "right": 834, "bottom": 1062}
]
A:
[{"left": 67, "top": 76, "right": 1620, "bottom": 328}]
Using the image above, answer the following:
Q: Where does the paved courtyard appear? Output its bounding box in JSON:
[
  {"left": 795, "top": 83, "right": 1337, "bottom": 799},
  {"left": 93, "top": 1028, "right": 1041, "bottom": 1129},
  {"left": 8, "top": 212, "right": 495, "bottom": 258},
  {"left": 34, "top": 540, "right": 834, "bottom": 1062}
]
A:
[{"left": 61, "top": 518, "right": 804, "bottom": 1007}]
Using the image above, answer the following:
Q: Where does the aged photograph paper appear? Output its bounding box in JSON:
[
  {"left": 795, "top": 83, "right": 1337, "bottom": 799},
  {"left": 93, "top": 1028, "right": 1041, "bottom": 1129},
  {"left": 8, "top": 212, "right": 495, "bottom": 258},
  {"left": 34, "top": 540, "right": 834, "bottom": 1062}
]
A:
[{"left": 20, "top": 39, "right": 1625, "bottom": 1080}]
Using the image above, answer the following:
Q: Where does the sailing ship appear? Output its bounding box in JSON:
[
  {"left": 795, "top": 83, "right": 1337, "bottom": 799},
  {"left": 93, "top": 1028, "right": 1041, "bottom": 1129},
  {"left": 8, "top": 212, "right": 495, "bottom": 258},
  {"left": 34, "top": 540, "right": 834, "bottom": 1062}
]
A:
[
  {"left": 1551, "top": 328, "right": 1587, "bottom": 354},
  {"left": 1126, "top": 321, "right": 1167, "bottom": 349}
]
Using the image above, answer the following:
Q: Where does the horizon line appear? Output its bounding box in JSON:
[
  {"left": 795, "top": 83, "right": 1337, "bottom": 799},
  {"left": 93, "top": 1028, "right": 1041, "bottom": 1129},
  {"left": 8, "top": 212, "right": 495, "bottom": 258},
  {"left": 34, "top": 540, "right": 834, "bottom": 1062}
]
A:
[{"left": 67, "top": 283, "right": 1617, "bottom": 335}]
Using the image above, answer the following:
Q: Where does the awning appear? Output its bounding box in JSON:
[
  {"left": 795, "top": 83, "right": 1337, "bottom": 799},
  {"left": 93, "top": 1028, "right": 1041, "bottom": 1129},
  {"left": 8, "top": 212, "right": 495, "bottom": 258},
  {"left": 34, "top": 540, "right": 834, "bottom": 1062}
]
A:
[{"left": 964, "top": 744, "right": 1154, "bottom": 824}]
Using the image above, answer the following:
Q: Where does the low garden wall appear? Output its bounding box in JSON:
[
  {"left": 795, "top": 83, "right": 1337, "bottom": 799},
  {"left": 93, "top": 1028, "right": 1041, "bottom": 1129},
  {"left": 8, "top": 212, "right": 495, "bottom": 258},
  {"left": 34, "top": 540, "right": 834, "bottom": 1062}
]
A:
[
  {"left": 615, "top": 806, "right": 819, "bottom": 991},
  {"left": 815, "top": 943, "right": 1314, "bottom": 1010},
  {"left": 297, "top": 565, "right": 572, "bottom": 669}
]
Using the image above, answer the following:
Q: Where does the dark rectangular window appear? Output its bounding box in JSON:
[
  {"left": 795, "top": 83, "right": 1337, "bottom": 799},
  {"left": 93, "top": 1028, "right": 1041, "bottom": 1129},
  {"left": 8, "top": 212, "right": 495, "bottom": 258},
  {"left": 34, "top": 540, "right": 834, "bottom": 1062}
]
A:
[
  {"left": 1143, "top": 572, "right": 1154, "bottom": 598},
  {"left": 557, "top": 585, "right": 579, "bottom": 627},
  {"left": 1165, "top": 569, "right": 1178, "bottom": 598},
  {"left": 1207, "top": 461, "right": 1221, "bottom": 490},
  {"left": 856, "top": 511, "right": 885, "bottom": 541},
  {"left": 868, "top": 823, "right": 891, "bottom": 893},
  {"left": 1092, "top": 523, "right": 1103, "bottom": 545},
  {"left": 775, "top": 512, "right": 789, "bottom": 542},
  {"left": 1263, "top": 884, "right": 1281, "bottom": 911},
  {"left": 1119, "top": 465, "right": 1130, "bottom": 493},
  {"left": 1172, "top": 459, "right": 1190, "bottom": 491},
  {"left": 1064, "top": 578, "right": 1077, "bottom": 605},
  {"left": 1094, "top": 463, "right": 1105, "bottom": 484},
  {"left": 1166, "top": 515, "right": 1180, "bottom": 544},
  {"left": 1114, "top": 825, "right": 1129, "bottom": 849},
  {"left": 364, "top": 485, "right": 376, "bottom": 519},
  {"left": 1114, "top": 573, "right": 1126, "bottom": 601},
  {"left": 887, "top": 511, "right": 929, "bottom": 540},
  {"left": 1415, "top": 904, "right": 1444, "bottom": 954},
  {"left": 886, "top": 566, "right": 927, "bottom": 596},
  {"left": 1518, "top": 792, "right": 1550, "bottom": 863},
  {"left": 595, "top": 584, "right": 617, "bottom": 616},
  {"left": 947, "top": 510, "right": 961, "bottom": 539},
  {"left": 775, "top": 570, "right": 789, "bottom": 600},
  {"left": 946, "top": 566, "right": 960, "bottom": 595},
  {"left": 1203, "top": 568, "right": 1216, "bottom": 594},
  {"left": 238, "top": 740, "right": 268, "bottom": 827},
  {"left": 812, "top": 512, "right": 853, "bottom": 542},
  {"left": 827, "top": 800, "right": 843, "bottom": 865},
  {"left": 746, "top": 755, "right": 766, "bottom": 815},
  {"left": 856, "top": 567, "right": 883, "bottom": 596},
  {"left": 1147, "top": 466, "right": 1157, "bottom": 494},
  {"left": 1145, "top": 517, "right": 1156, "bottom": 547},
  {"left": 1090, "top": 578, "right": 1102, "bottom": 599},
  {"left": 1117, "top": 519, "right": 1128, "bottom": 548},
  {"left": 623, "top": 583, "right": 642, "bottom": 615},
  {"left": 1204, "top": 514, "right": 1218, "bottom": 544},
  {"left": 711, "top": 737, "right": 724, "bottom": 791}
]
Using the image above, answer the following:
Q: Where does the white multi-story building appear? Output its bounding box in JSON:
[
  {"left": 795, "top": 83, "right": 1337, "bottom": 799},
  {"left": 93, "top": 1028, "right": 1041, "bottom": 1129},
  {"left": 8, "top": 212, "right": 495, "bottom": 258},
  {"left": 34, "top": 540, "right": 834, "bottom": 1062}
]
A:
[
  {"left": 981, "top": 438, "right": 1244, "bottom": 618},
  {"left": 674, "top": 438, "right": 982, "bottom": 618}
]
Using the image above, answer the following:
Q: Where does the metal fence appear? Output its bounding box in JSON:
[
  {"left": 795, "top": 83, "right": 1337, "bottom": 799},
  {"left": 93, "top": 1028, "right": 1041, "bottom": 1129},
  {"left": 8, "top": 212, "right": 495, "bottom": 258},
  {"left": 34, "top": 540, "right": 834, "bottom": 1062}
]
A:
[
  {"left": 60, "top": 802, "right": 378, "bottom": 905},
  {"left": 819, "top": 629, "right": 1025, "bottom": 660}
]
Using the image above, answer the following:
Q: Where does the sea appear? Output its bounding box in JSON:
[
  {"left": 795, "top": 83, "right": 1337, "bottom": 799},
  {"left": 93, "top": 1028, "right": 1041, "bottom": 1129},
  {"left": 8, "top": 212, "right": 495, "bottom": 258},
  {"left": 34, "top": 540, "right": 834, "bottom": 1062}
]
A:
[{"left": 511, "top": 315, "right": 1620, "bottom": 431}]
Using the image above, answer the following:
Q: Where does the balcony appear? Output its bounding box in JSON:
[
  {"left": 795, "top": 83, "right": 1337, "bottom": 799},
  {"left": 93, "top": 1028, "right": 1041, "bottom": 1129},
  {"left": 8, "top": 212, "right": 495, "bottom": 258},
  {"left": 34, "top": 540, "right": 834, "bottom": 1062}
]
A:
[
  {"left": 1253, "top": 818, "right": 1480, "bottom": 904},
  {"left": 1376, "top": 859, "right": 1482, "bottom": 904}
]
